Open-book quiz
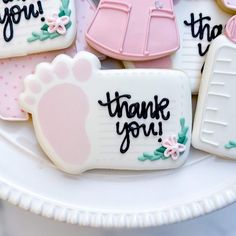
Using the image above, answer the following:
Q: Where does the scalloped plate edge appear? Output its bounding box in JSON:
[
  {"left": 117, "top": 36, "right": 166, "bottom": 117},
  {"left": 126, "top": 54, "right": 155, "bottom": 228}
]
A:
[{"left": 0, "top": 177, "right": 236, "bottom": 228}]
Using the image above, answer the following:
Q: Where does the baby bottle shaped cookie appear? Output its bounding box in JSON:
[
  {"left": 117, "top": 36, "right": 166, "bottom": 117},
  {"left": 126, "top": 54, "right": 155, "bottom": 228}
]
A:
[
  {"left": 217, "top": 0, "right": 236, "bottom": 14},
  {"left": 192, "top": 16, "right": 236, "bottom": 159},
  {"left": 86, "top": 0, "right": 180, "bottom": 61}
]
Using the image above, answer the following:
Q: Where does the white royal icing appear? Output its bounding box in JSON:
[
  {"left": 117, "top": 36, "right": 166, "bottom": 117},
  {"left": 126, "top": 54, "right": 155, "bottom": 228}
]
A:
[
  {"left": 0, "top": 0, "right": 76, "bottom": 58},
  {"left": 192, "top": 33, "right": 236, "bottom": 159},
  {"left": 20, "top": 51, "right": 192, "bottom": 174}
]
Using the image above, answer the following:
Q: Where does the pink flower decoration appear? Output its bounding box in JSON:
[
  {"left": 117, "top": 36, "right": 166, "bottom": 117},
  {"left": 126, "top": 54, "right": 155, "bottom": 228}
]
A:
[
  {"left": 162, "top": 135, "right": 186, "bottom": 160},
  {"left": 47, "top": 13, "right": 70, "bottom": 35}
]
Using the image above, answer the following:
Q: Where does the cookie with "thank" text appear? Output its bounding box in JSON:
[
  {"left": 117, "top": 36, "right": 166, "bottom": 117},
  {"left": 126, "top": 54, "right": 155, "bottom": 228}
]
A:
[{"left": 20, "top": 51, "right": 192, "bottom": 174}]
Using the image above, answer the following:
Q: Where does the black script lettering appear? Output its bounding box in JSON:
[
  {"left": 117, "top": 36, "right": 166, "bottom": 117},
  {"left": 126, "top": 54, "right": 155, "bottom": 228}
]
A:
[
  {"left": 98, "top": 91, "right": 170, "bottom": 121},
  {"left": 0, "top": 1, "right": 44, "bottom": 42},
  {"left": 184, "top": 13, "right": 223, "bottom": 57},
  {"left": 3, "top": 0, "right": 14, "bottom": 3},
  {"left": 98, "top": 92, "right": 170, "bottom": 153},
  {"left": 116, "top": 121, "right": 159, "bottom": 153}
]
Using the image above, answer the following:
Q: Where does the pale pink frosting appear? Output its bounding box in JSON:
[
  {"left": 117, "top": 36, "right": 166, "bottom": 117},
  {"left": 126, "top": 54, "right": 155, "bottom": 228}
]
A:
[
  {"left": 162, "top": 135, "right": 186, "bottom": 160},
  {"left": 47, "top": 13, "right": 70, "bottom": 35},
  {"left": 222, "top": 0, "right": 236, "bottom": 10},
  {"left": 225, "top": 16, "right": 236, "bottom": 43}
]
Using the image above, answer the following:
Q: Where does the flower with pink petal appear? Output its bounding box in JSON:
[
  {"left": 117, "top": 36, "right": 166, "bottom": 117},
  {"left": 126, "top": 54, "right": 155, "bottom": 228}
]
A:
[
  {"left": 47, "top": 13, "right": 70, "bottom": 35},
  {"left": 162, "top": 135, "right": 186, "bottom": 160}
]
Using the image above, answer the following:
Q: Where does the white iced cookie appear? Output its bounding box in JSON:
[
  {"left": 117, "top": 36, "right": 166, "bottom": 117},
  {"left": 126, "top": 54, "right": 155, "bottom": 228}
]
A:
[
  {"left": 192, "top": 16, "right": 236, "bottom": 159},
  {"left": 0, "top": 0, "right": 76, "bottom": 59},
  {"left": 174, "top": 0, "right": 232, "bottom": 93},
  {"left": 124, "top": 0, "right": 231, "bottom": 94},
  {"left": 20, "top": 51, "right": 192, "bottom": 174}
]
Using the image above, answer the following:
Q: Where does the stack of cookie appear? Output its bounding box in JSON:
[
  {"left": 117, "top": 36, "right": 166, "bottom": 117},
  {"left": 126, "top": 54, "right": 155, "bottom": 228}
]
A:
[{"left": 0, "top": 0, "right": 236, "bottom": 174}]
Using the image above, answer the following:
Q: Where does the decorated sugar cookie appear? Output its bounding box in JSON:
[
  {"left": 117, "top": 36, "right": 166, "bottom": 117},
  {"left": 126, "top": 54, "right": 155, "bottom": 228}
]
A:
[
  {"left": 0, "top": 0, "right": 76, "bottom": 58},
  {"left": 124, "top": 0, "right": 231, "bottom": 93},
  {"left": 20, "top": 51, "right": 192, "bottom": 174},
  {"left": 173, "top": 0, "right": 231, "bottom": 93},
  {"left": 192, "top": 16, "right": 236, "bottom": 159},
  {"left": 0, "top": 0, "right": 98, "bottom": 121},
  {"left": 216, "top": 0, "right": 236, "bottom": 14},
  {"left": 0, "top": 46, "right": 76, "bottom": 121},
  {"left": 86, "top": 0, "right": 180, "bottom": 61}
]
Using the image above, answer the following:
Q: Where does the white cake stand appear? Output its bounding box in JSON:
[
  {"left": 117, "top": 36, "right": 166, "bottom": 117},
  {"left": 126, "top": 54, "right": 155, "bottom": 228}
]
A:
[{"left": 0, "top": 118, "right": 236, "bottom": 228}]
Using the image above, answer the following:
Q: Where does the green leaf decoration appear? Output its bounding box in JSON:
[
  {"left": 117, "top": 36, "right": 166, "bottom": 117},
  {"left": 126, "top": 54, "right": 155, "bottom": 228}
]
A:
[
  {"left": 138, "top": 117, "right": 189, "bottom": 162},
  {"left": 27, "top": 0, "right": 72, "bottom": 43},
  {"left": 32, "top": 32, "right": 40, "bottom": 37},
  {"left": 58, "top": 10, "right": 66, "bottom": 17},
  {"left": 225, "top": 140, "right": 236, "bottom": 149},
  {"left": 40, "top": 24, "right": 49, "bottom": 31},
  {"left": 62, "top": 0, "right": 70, "bottom": 9},
  {"left": 65, "top": 21, "right": 72, "bottom": 29}
]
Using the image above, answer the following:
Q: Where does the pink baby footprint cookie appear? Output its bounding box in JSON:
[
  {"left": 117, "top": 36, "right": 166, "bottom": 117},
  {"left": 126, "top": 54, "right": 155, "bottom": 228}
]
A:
[
  {"left": 20, "top": 53, "right": 99, "bottom": 173},
  {"left": 20, "top": 52, "right": 192, "bottom": 174}
]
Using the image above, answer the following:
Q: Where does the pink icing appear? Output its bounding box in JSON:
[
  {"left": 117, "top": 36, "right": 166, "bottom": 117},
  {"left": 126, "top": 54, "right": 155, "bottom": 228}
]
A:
[
  {"left": 53, "top": 61, "right": 70, "bottom": 79},
  {"left": 0, "top": 47, "right": 76, "bottom": 121},
  {"left": 38, "top": 68, "right": 55, "bottom": 84},
  {"left": 38, "top": 84, "right": 90, "bottom": 166},
  {"left": 225, "top": 16, "right": 236, "bottom": 43},
  {"left": 221, "top": 0, "right": 236, "bottom": 10},
  {"left": 28, "top": 81, "right": 42, "bottom": 94},
  {"left": 47, "top": 14, "right": 70, "bottom": 35},
  {"left": 0, "top": 0, "right": 96, "bottom": 121},
  {"left": 163, "top": 135, "right": 186, "bottom": 160},
  {"left": 86, "top": 0, "right": 179, "bottom": 61},
  {"left": 73, "top": 59, "right": 92, "bottom": 81}
]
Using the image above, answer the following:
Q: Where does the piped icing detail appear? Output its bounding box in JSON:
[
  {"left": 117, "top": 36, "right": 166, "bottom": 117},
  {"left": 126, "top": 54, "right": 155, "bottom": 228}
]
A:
[
  {"left": 163, "top": 135, "right": 186, "bottom": 160},
  {"left": 225, "top": 16, "right": 236, "bottom": 43},
  {"left": 20, "top": 52, "right": 192, "bottom": 174},
  {"left": 139, "top": 118, "right": 188, "bottom": 162},
  {"left": 225, "top": 140, "right": 236, "bottom": 149},
  {"left": 27, "top": 0, "right": 72, "bottom": 42},
  {"left": 86, "top": 0, "right": 180, "bottom": 61},
  {"left": 47, "top": 14, "right": 70, "bottom": 35}
]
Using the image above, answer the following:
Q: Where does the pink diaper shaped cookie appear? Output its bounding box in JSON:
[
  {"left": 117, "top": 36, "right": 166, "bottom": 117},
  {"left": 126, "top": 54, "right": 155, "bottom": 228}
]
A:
[{"left": 86, "top": 0, "right": 180, "bottom": 61}]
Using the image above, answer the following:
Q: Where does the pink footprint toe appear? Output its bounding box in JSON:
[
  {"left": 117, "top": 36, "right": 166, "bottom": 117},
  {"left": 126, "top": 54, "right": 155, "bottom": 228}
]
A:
[
  {"left": 28, "top": 81, "right": 42, "bottom": 93},
  {"left": 72, "top": 59, "right": 92, "bottom": 81},
  {"left": 53, "top": 61, "right": 70, "bottom": 79},
  {"left": 38, "top": 69, "right": 54, "bottom": 84}
]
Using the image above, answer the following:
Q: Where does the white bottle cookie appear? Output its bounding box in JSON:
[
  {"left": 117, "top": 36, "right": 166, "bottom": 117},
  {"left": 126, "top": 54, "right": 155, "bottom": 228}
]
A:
[
  {"left": 20, "top": 51, "right": 192, "bottom": 174},
  {"left": 192, "top": 16, "right": 236, "bottom": 159}
]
